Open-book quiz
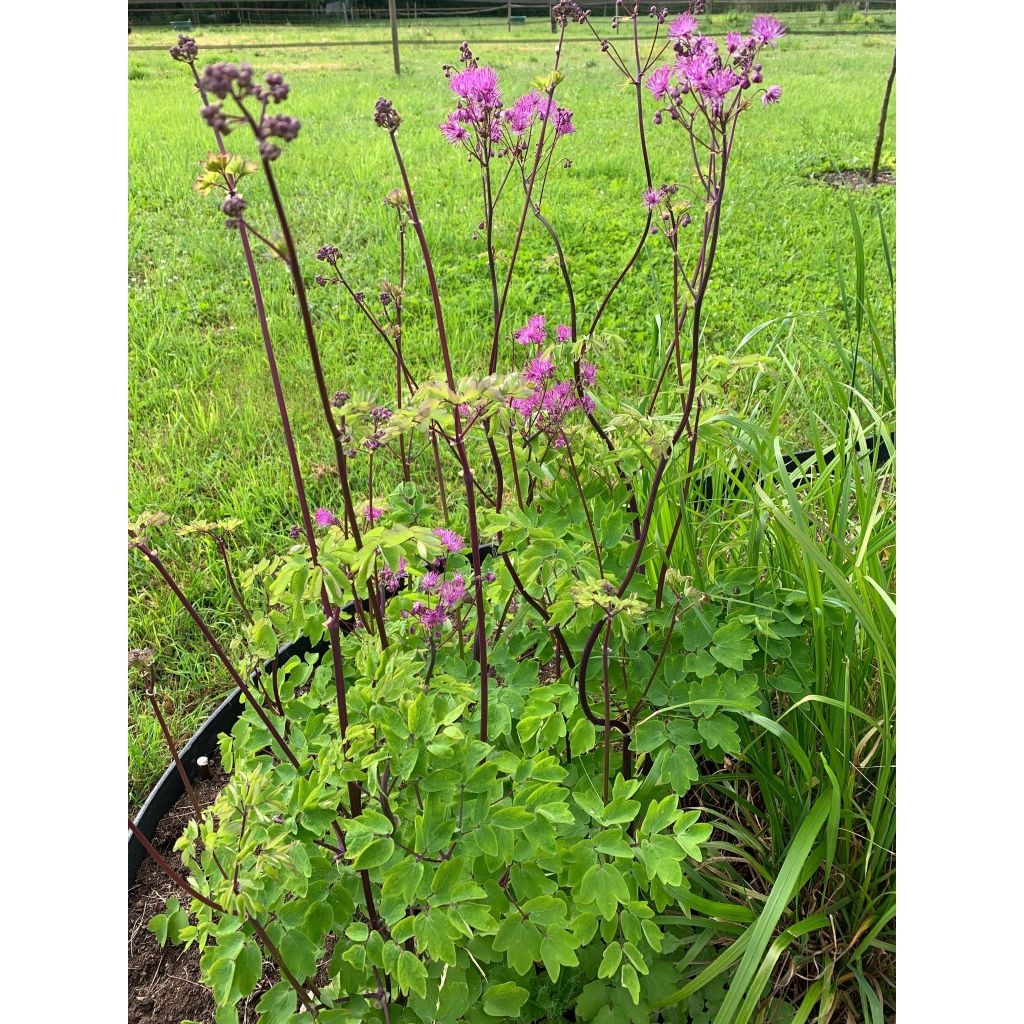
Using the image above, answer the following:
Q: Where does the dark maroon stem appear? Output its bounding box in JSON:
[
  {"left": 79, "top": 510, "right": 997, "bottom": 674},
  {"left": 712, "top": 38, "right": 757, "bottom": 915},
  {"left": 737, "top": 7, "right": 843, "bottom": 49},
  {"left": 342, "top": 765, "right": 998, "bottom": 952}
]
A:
[
  {"left": 128, "top": 817, "right": 223, "bottom": 912},
  {"left": 386, "top": 129, "right": 490, "bottom": 741},
  {"left": 133, "top": 539, "right": 302, "bottom": 769}
]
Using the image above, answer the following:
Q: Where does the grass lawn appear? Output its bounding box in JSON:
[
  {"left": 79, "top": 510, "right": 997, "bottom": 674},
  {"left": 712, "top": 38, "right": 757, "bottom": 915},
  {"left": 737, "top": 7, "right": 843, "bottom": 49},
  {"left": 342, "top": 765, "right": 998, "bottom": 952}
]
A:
[{"left": 128, "top": 15, "right": 895, "bottom": 806}]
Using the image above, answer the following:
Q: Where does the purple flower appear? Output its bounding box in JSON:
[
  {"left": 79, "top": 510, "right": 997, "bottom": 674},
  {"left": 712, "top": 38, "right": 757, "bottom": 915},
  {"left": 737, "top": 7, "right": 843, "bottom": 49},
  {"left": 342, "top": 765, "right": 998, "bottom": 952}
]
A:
[
  {"left": 762, "top": 84, "right": 782, "bottom": 106},
  {"left": 524, "top": 356, "right": 557, "bottom": 385},
  {"left": 420, "top": 570, "right": 441, "bottom": 594},
  {"left": 646, "top": 65, "right": 672, "bottom": 101},
  {"left": 439, "top": 574, "right": 466, "bottom": 607},
  {"left": 581, "top": 362, "right": 597, "bottom": 387},
  {"left": 726, "top": 32, "right": 744, "bottom": 53},
  {"left": 643, "top": 187, "right": 662, "bottom": 210},
  {"left": 416, "top": 605, "right": 450, "bottom": 634},
  {"left": 314, "top": 507, "right": 338, "bottom": 527},
  {"left": 750, "top": 15, "right": 786, "bottom": 47},
  {"left": 514, "top": 314, "right": 547, "bottom": 345},
  {"left": 439, "top": 113, "right": 470, "bottom": 144},
  {"left": 450, "top": 65, "right": 501, "bottom": 107},
  {"left": 667, "top": 13, "right": 698, "bottom": 39},
  {"left": 556, "top": 324, "right": 571, "bottom": 343},
  {"left": 381, "top": 557, "right": 408, "bottom": 593},
  {"left": 699, "top": 68, "right": 741, "bottom": 107},
  {"left": 484, "top": 571, "right": 497, "bottom": 583},
  {"left": 331, "top": 390, "right": 349, "bottom": 408},
  {"left": 505, "top": 91, "right": 540, "bottom": 135},
  {"left": 433, "top": 527, "right": 465, "bottom": 554},
  {"left": 361, "top": 504, "right": 384, "bottom": 524},
  {"left": 554, "top": 107, "right": 575, "bottom": 137},
  {"left": 676, "top": 51, "right": 716, "bottom": 89}
]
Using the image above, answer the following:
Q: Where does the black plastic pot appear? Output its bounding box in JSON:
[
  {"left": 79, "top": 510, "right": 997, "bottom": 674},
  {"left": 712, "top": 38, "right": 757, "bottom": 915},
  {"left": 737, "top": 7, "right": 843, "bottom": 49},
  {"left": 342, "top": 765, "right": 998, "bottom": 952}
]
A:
[
  {"left": 128, "top": 633, "right": 326, "bottom": 885},
  {"left": 128, "top": 435, "right": 893, "bottom": 885}
]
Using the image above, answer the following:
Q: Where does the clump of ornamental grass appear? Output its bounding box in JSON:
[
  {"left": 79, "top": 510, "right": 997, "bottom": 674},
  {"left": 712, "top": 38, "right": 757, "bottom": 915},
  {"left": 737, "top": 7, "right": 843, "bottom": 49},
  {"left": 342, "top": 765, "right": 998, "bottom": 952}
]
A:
[{"left": 125, "top": 7, "right": 860, "bottom": 1023}]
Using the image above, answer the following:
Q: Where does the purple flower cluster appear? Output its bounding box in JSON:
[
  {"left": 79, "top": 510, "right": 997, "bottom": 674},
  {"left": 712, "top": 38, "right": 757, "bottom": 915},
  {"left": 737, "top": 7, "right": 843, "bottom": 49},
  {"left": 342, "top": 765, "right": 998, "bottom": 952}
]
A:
[
  {"left": 511, "top": 355, "right": 596, "bottom": 446},
  {"left": 169, "top": 34, "right": 199, "bottom": 63},
  {"left": 198, "top": 63, "right": 290, "bottom": 104},
  {"left": 407, "top": 571, "right": 468, "bottom": 634},
  {"left": 220, "top": 192, "right": 247, "bottom": 229},
  {"left": 438, "top": 61, "right": 575, "bottom": 158},
  {"left": 381, "top": 557, "right": 408, "bottom": 593},
  {"left": 433, "top": 527, "right": 465, "bottom": 554},
  {"left": 514, "top": 314, "right": 547, "bottom": 346},
  {"left": 644, "top": 15, "right": 785, "bottom": 117},
  {"left": 314, "top": 507, "right": 338, "bottom": 528},
  {"left": 194, "top": 63, "right": 299, "bottom": 159}
]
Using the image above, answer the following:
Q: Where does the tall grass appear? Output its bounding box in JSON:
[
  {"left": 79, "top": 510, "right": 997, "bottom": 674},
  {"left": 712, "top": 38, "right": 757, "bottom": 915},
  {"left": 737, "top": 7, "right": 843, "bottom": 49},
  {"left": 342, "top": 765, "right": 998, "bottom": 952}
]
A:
[{"left": 649, "top": 205, "right": 895, "bottom": 1020}]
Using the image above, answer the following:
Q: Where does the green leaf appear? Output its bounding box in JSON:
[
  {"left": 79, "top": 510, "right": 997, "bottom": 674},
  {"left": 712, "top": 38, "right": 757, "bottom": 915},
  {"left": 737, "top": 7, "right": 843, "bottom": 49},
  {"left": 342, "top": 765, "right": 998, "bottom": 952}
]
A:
[
  {"left": 598, "top": 942, "right": 622, "bottom": 979},
  {"left": 573, "top": 789, "right": 606, "bottom": 822},
  {"left": 233, "top": 939, "right": 262, "bottom": 998},
  {"left": 148, "top": 912, "right": 170, "bottom": 946},
  {"left": 397, "top": 950, "right": 428, "bottom": 999},
  {"left": 256, "top": 981, "right": 297, "bottom": 1018},
  {"left": 580, "top": 862, "right": 630, "bottom": 919},
  {"left": 622, "top": 963, "right": 641, "bottom": 1005},
  {"left": 665, "top": 749, "right": 699, "bottom": 793},
  {"left": 540, "top": 927, "right": 580, "bottom": 983},
  {"left": 697, "top": 715, "right": 741, "bottom": 753},
  {"left": 640, "top": 835, "right": 683, "bottom": 886},
  {"left": 709, "top": 620, "right": 757, "bottom": 671},
  {"left": 640, "top": 795, "right": 679, "bottom": 838},
  {"left": 351, "top": 838, "right": 395, "bottom": 870},
  {"left": 490, "top": 806, "right": 536, "bottom": 829},
  {"left": 483, "top": 982, "right": 530, "bottom": 1017},
  {"left": 345, "top": 922, "right": 369, "bottom": 942},
  {"left": 280, "top": 930, "right": 317, "bottom": 980}
]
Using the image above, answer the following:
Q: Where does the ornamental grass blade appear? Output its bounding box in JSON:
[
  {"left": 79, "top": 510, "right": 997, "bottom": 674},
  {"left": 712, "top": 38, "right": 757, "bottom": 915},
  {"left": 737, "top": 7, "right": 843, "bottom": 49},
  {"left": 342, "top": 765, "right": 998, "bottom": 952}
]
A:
[{"left": 710, "top": 790, "right": 832, "bottom": 1024}]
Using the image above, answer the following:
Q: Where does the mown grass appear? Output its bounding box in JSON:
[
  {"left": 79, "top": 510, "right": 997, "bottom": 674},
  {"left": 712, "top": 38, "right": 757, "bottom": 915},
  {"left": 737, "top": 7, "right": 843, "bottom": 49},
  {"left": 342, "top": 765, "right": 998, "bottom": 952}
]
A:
[{"left": 128, "top": 17, "right": 895, "bottom": 806}]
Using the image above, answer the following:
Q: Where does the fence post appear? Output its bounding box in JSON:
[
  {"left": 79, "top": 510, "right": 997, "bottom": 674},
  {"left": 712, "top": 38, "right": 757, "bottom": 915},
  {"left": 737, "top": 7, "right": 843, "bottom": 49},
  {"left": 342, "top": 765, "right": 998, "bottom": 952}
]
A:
[{"left": 388, "top": 0, "right": 400, "bottom": 75}]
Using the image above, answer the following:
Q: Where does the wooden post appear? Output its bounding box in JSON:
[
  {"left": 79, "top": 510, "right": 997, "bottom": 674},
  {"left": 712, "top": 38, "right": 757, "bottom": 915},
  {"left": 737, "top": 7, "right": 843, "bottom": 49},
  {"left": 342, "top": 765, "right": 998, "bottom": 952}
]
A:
[
  {"left": 388, "top": 0, "right": 400, "bottom": 75},
  {"left": 869, "top": 49, "right": 896, "bottom": 184}
]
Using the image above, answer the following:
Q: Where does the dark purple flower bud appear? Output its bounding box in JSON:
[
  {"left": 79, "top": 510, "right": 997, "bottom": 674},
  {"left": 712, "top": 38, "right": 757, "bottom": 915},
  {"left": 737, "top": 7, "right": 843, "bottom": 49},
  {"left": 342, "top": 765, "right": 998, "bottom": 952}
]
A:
[
  {"left": 652, "top": 110, "right": 663, "bottom": 125},
  {"left": 354, "top": 291, "right": 365, "bottom": 304},
  {"left": 262, "top": 71, "right": 290, "bottom": 103},
  {"left": 198, "top": 62, "right": 239, "bottom": 101},
  {"left": 262, "top": 114, "right": 301, "bottom": 142},
  {"left": 370, "top": 405, "right": 393, "bottom": 426},
  {"left": 331, "top": 390, "right": 350, "bottom": 408},
  {"left": 169, "top": 35, "right": 199, "bottom": 63},
  {"left": 200, "top": 103, "right": 231, "bottom": 134},
  {"left": 379, "top": 291, "right": 391, "bottom": 307},
  {"left": 680, "top": 212, "right": 692, "bottom": 227},
  {"left": 374, "top": 97, "right": 402, "bottom": 132},
  {"left": 221, "top": 193, "right": 247, "bottom": 218},
  {"left": 315, "top": 274, "right": 328, "bottom": 286},
  {"left": 258, "top": 140, "right": 282, "bottom": 162},
  {"left": 316, "top": 244, "right": 340, "bottom": 262},
  {"left": 288, "top": 525, "right": 301, "bottom": 539}
]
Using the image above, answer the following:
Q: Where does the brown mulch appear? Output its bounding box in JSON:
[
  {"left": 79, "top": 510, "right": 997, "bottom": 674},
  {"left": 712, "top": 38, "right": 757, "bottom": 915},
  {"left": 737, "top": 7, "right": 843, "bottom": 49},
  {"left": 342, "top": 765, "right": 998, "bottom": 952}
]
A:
[{"left": 815, "top": 168, "right": 896, "bottom": 190}]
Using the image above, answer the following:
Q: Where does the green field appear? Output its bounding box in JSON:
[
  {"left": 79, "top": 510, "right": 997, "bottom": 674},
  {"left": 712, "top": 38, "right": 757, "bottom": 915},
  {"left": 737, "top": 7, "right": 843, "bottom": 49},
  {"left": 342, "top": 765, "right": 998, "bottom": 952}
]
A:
[{"left": 128, "top": 16, "right": 895, "bottom": 806}]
